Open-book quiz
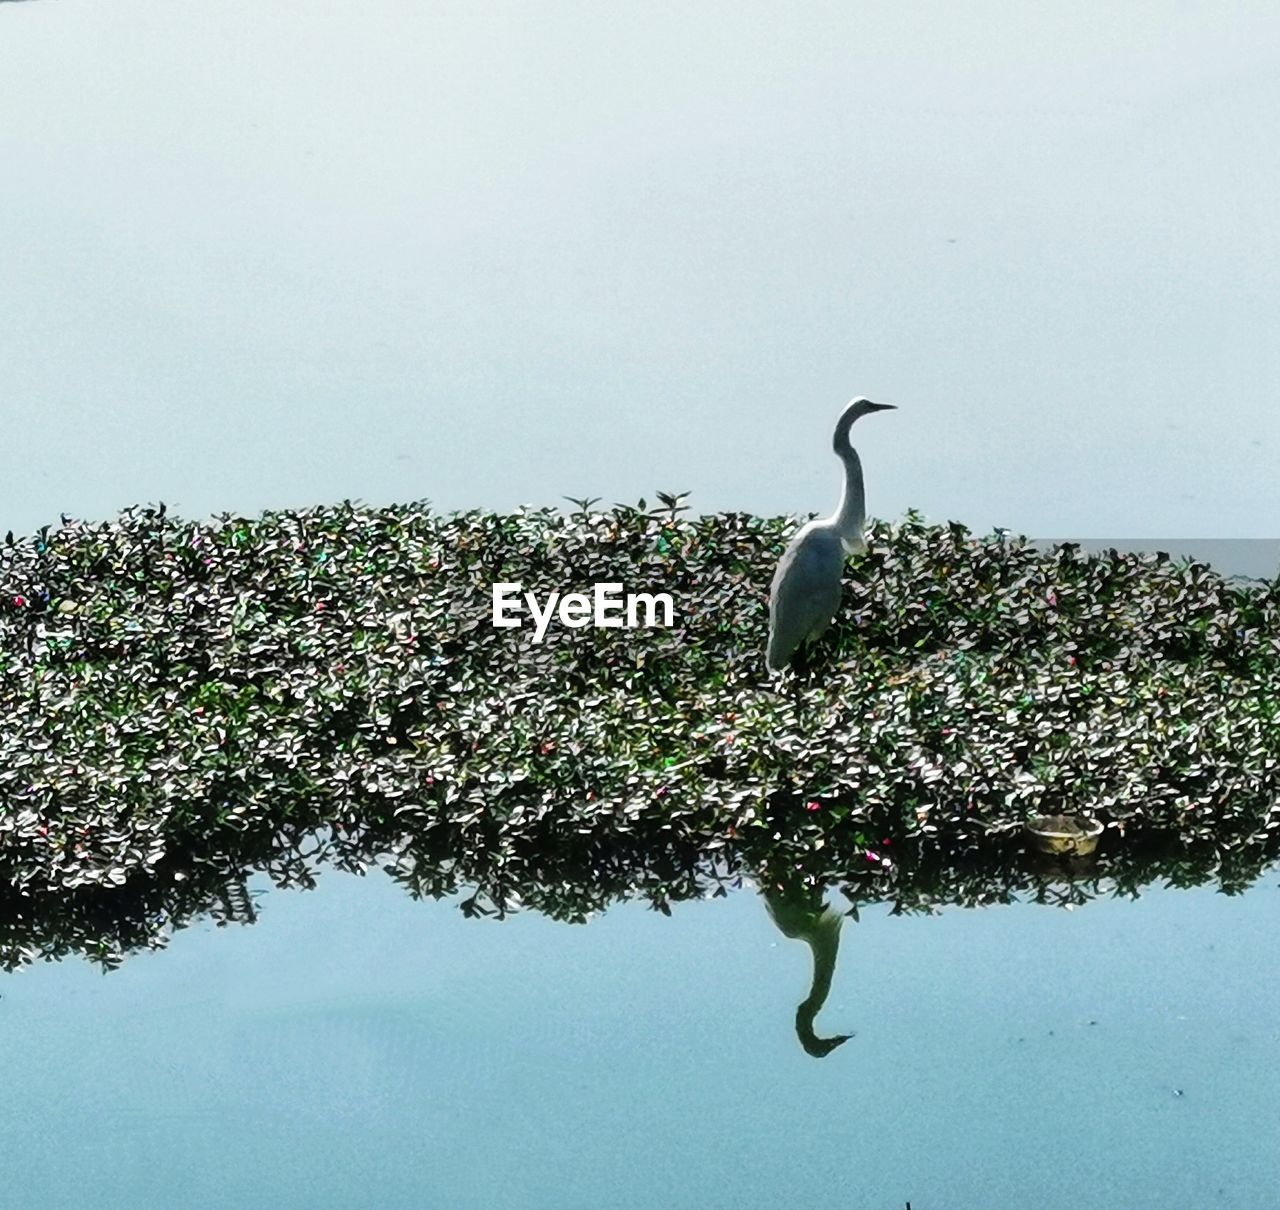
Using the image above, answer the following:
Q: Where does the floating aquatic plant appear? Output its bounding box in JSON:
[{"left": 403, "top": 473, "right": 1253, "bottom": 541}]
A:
[{"left": 0, "top": 497, "right": 1278, "bottom": 969}]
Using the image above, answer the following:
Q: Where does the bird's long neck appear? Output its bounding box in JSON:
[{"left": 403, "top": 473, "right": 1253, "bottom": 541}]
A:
[
  {"left": 830, "top": 436, "right": 866, "bottom": 541},
  {"left": 797, "top": 908, "right": 842, "bottom": 1019}
]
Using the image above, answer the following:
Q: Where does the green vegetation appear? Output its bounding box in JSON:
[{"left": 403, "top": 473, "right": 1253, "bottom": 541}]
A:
[{"left": 2, "top": 497, "right": 1279, "bottom": 968}]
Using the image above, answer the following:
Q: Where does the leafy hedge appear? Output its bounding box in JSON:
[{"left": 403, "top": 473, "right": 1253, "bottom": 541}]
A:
[{"left": 1, "top": 497, "right": 1278, "bottom": 967}]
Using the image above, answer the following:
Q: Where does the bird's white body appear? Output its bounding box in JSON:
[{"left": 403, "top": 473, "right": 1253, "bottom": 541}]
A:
[
  {"left": 766, "top": 397, "right": 894, "bottom": 673},
  {"left": 766, "top": 523, "right": 845, "bottom": 668}
]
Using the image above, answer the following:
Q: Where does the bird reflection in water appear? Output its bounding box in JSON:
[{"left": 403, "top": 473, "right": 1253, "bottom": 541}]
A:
[{"left": 763, "top": 885, "right": 853, "bottom": 1057}]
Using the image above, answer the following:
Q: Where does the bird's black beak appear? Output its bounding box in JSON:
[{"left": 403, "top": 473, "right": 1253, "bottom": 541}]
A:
[{"left": 867, "top": 402, "right": 896, "bottom": 412}]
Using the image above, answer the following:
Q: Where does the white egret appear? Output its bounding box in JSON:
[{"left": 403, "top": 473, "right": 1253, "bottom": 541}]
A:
[{"left": 766, "top": 397, "right": 896, "bottom": 673}]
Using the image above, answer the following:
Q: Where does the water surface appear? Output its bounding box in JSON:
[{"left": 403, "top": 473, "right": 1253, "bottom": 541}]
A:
[{"left": 3, "top": 866, "right": 1279, "bottom": 1208}]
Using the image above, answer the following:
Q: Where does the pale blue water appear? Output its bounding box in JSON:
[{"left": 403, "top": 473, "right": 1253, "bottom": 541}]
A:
[
  {"left": 3, "top": 869, "right": 1279, "bottom": 1208},
  {"left": 2, "top": 2, "right": 1279, "bottom": 541}
]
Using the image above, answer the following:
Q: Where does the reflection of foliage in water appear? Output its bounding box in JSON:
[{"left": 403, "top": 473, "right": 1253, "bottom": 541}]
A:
[
  {"left": 1, "top": 498, "right": 1278, "bottom": 968},
  {"left": 2, "top": 816, "right": 1279, "bottom": 973}
]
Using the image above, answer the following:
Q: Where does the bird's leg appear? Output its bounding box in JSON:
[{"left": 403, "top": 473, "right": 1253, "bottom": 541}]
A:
[
  {"left": 793, "top": 640, "right": 824, "bottom": 681},
  {"left": 791, "top": 643, "right": 812, "bottom": 679}
]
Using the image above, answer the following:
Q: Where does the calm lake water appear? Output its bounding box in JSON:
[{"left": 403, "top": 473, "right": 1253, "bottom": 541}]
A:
[{"left": 3, "top": 866, "right": 1279, "bottom": 1208}]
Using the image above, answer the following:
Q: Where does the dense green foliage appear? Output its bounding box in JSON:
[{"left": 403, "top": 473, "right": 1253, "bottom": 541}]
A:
[{"left": 1, "top": 497, "right": 1279, "bottom": 967}]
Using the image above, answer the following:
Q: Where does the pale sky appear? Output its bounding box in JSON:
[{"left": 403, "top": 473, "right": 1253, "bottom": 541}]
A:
[{"left": 2, "top": 0, "right": 1278, "bottom": 539}]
